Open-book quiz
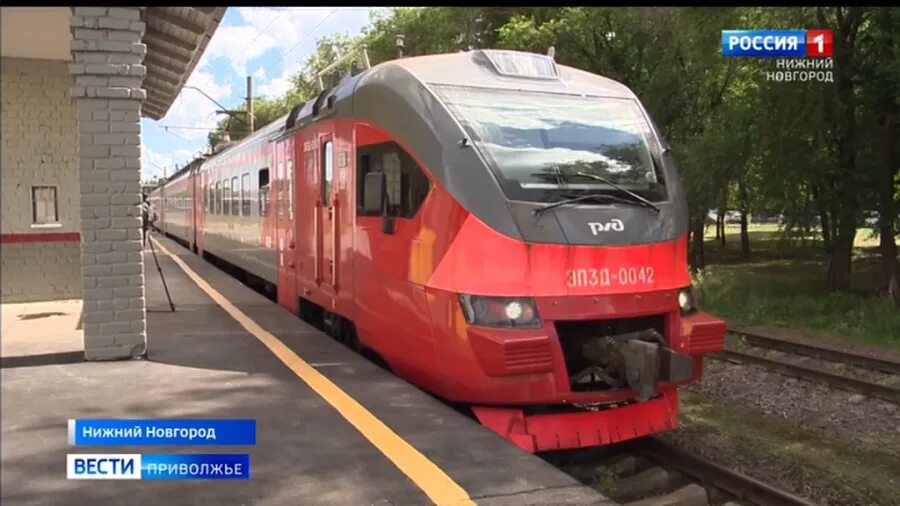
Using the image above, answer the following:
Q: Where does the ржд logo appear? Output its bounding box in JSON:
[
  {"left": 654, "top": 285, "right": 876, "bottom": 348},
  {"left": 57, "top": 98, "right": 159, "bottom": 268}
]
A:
[{"left": 588, "top": 219, "right": 624, "bottom": 235}]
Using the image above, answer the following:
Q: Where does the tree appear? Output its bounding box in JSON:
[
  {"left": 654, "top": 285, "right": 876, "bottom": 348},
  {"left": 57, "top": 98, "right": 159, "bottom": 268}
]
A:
[
  {"left": 207, "top": 95, "right": 292, "bottom": 149},
  {"left": 867, "top": 8, "right": 900, "bottom": 304}
]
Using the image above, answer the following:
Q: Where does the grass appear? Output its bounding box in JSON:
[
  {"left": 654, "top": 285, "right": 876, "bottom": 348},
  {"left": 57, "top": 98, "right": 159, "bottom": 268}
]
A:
[
  {"left": 676, "top": 392, "right": 900, "bottom": 506},
  {"left": 694, "top": 223, "right": 900, "bottom": 350},
  {"left": 591, "top": 465, "right": 619, "bottom": 496}
]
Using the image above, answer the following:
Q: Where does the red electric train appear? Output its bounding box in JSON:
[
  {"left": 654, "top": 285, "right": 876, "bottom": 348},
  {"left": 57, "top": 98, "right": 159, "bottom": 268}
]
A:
[{"left": 149, "top": 49, "right": 726, "bottom": 453}]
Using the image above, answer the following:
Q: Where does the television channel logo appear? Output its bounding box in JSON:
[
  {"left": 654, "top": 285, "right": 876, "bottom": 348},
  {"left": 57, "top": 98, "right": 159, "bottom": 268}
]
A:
[
  {"left": 67, "top": 454, "right": 141, "bottom": 480},
  {"left": 722, "top": 30, "right": 833, "bottom": 58},
  {"left": 805, "top": 29, "right": 833, "bottom": 57},
  {"left": 67, "top": 453, "right": 251, "bottom": 480}
]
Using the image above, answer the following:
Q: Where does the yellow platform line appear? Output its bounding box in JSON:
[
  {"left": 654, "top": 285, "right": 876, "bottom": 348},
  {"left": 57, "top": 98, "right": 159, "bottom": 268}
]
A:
[{"left": 151, "top": 237, "right": 475, "bottom": 506}]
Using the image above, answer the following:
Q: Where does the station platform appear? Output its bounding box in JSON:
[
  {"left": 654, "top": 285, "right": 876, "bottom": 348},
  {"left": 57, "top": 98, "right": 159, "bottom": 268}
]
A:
[{"left": 1, "top": 233, "right": 613, "bottom": 506}]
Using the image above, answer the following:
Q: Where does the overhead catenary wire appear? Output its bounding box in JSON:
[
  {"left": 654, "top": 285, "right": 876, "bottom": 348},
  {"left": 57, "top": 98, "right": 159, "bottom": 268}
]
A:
[
  {"left": 161, "top": 127, "right": 192, "bottom": 143},
  {"left": 256, "top": 7, "right": 341, "bottom": 81},
  {"left": 178, "top": 7, "right": 362, "bottom": 125},
  {"left": 188, "top": 8, "right": 288, "bottom": 100},
  {"left": 155, "top": 8, "right": 368, "bottom": 176},
  {"left": 203, "top": 8, "right": 345, "bottom": 135},
  {"left": 231, "top": 9, "right": 287, "bottom": 67},
  {"left": 209, "top": 7, "right": 345, "bottom": 136},
  {"left": 158, "top": 125, "right": 251, "bottom": 132},
  {"left": 194, "top": 9, "right": 287, "bottom": 123}
]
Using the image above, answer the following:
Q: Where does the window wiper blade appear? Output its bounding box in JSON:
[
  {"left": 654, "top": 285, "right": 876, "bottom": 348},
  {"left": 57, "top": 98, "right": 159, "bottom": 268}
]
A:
[
  {"left": 573, "top": 171, "right": 661, "bottom": 213},
  {"left": 532, "top": 192, "right": 651, "bottom": 216}
]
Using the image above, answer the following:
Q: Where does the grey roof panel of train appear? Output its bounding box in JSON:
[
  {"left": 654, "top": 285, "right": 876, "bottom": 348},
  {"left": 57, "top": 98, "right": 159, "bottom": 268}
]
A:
[{"left": 386, "top": 50, "right": 636, "bottom": 99}]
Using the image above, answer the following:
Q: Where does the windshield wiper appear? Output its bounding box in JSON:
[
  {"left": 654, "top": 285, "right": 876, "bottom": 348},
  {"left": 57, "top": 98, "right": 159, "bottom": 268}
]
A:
[
  {"left": 532, "top": 192, "right": 656, "bottom": 216},
  {"left": 573, "top": 171, "right": 661, "bottom": 213}
]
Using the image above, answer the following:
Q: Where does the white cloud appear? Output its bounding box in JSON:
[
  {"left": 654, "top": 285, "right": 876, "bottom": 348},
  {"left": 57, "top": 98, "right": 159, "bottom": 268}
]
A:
[
  {"left": 142, "top": 145, "right": 199, "bottom": 181},
  {"left": 141, "top": 145, "right": 172, "bottom": 180},
  {"left": 242, "top": 7, "right": 378, "bottom": 98},
  {"left": 202, "top": 22, "right": 279, "bottom": 79},
  {"left": 258, "top": 75, "right": 292, "bottom": 98},
  {"left": 156, "top": 7, "right": 357, "bottom": 136}
]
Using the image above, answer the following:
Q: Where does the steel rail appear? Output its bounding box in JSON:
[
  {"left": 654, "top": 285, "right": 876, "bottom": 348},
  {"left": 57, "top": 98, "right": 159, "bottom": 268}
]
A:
[
  {"left": 728, "top": 329, "right": 900, "bottom": 375},
  {"left": 711, "top": 350, "right": 900, "bottom": 404},
  {"left": 637, "top": 438, "right": 816, "bottom": 506}
]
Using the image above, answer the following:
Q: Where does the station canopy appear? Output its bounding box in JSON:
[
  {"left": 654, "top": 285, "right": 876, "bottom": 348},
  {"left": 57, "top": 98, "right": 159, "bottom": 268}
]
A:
[{"left": 141, "top": 7, "right": 226, "bottom": 120}]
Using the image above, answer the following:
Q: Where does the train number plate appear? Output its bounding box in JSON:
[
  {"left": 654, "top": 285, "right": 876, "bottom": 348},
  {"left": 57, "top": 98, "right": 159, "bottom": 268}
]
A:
[{"left": 566, "top": 267, "right": 655, "bottom": 288}]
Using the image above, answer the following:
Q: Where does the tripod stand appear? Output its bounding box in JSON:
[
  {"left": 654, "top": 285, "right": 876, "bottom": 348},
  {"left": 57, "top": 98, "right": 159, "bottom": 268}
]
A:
[{"left": 145, "top": 228, "right": 175, "bottom": 312}]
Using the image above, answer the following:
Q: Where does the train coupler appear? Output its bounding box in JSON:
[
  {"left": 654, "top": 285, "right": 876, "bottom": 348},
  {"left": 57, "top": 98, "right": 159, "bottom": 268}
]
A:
[{"left": 577, "top": 329, "right": 693, "bottom": 401}]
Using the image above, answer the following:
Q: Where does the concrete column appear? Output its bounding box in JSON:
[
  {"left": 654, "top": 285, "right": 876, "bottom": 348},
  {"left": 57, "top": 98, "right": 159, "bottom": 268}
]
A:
[{"left": 69, "top": 7, "right": 148, "bottom": 360}]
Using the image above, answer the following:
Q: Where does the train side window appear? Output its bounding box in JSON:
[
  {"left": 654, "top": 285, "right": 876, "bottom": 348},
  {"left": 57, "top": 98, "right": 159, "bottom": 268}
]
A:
[
  {"left": 223, "top": 178, "right": 231, "bottom": 215},
  {"left": 356, "top": 142, "right": 430, "bottom": 219},
  {"left": 231, "top": 176, "right": 239, "bottom": 216},
  {"left": 241, "top": 173, "right": 251, "bottom": 216},
  {"left": 258, "top": 168, "right": 269, "bottom": 217},
  {"left": 322, "top": 140, "right": 333, "bottom": 204},
  {"left": 356, "top": 153, "right": 372, "bottom": 215},
  {"left": 215, "top": 181, "right": 221, "bottom": 215}
]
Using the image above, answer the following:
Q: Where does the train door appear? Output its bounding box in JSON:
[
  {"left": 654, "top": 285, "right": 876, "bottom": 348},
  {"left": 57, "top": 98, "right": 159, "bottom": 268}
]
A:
[
  {"left": 196, "top": 169, "right": 205, "bottom": 254},
  {"left": 352, "top": 124, "right": 437, "bottom": 381},
  {"left": 190, "top": 168, "right": 198, "bottom": 252},
  {"left": 317, "top": 130, "right": 337, "bottom": 305},
  {"left": 275, "top": 138, "right": 297, "bottom": 313}
]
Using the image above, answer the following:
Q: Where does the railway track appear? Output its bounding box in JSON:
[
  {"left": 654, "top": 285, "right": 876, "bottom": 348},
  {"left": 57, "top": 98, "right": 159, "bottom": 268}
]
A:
[
  {"left": 715, "top": 330, "right": 900, "bottom": 404},
  {"left": 728, "top": 329, "right": 900, "bottom": 375},
  {"left": 712, "top": 349, "right": 900, "bottom": 404},
  {"left": 546, "top": 437, "right": 813, "bottom": 506}
]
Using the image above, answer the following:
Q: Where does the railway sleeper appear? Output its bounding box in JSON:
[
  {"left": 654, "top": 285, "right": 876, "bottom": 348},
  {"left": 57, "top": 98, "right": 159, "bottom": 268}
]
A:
[
  {"left": 614, "top": 466, "right": 685, "bottom": 502},
  {"left": 608, "top": 454, "right": 642, "bottom": 476},
  {"left": 624, "top": 483, "right": 709, "bottom": 506}
]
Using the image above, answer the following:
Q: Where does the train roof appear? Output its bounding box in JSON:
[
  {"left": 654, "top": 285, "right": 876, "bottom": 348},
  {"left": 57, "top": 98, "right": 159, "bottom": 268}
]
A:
[
  {"left": 154, "top": 49, "right": 636, "bottom": 189},
  {"left": 385, "top": 49, "right": 635, "bottom": 99},
  {"left": 204, "top": 112, "right": 290, "bottom": 163}
]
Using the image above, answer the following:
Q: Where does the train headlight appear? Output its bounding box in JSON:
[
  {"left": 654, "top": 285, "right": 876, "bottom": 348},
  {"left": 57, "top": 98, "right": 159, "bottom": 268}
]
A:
[
  {"left": 678, "top": 286, "right": 698, "bottom": 316},
  {"left": 458, "top": 295, "right": 541, "bottom": 329},
  {"left": 504, "top": 301, "right": 523, "bottom": 320}
]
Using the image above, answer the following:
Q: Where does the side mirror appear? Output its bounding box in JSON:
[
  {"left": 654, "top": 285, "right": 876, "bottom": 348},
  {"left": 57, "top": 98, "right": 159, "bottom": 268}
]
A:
[{"left": 363, "top": 172, "right": 386, "bottom": 215}]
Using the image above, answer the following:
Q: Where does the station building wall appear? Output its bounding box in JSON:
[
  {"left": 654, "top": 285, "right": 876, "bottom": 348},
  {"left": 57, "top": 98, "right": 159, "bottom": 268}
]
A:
[{"left": 1, "top": 57, "right": 81, "bottom": 303}]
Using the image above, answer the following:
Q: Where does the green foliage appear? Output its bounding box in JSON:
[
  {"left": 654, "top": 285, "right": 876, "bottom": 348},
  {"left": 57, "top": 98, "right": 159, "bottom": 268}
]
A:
[
  {"left": 693, "top": 226, "right": 900, "bottom": 349},
  {"left": 591, "top": 465, "right": 618, "bottom": 496},
  {"left": 207, "top": 95, "right": 293, "bottom": 148}
]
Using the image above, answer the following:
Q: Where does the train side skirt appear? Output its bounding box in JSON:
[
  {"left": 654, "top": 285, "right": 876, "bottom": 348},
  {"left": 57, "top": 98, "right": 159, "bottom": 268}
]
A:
[{"left": 472, "top": 389, "right": 678, "bottom": 453}]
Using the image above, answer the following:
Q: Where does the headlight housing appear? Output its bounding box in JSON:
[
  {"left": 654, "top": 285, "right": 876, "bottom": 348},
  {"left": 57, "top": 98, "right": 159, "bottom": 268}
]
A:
[
  {"left": 678, "top": 286, "right": 698, "bottom": 316},
  {"left": 458, "top": 295, "right": 541, "bottom": 329}
]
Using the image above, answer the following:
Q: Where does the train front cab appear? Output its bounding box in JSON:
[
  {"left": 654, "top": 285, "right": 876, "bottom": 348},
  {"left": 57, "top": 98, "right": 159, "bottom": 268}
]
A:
[
  {"left": 342, "top": 50, "right": 727, "bottom": 454},
  {"left": 416, "top": 221, "right": 728, "bottom": 454}
]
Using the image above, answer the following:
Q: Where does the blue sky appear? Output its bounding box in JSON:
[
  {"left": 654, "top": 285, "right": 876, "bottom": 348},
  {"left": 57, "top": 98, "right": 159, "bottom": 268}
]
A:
[{"left": 140, "top": 7, "right": 385, "bottom": 181}]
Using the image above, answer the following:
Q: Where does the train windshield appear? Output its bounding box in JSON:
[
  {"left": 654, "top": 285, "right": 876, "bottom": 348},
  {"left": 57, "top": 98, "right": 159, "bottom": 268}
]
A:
[{"left": 434, "top": 85, "right": 668, "bottom": 204}]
